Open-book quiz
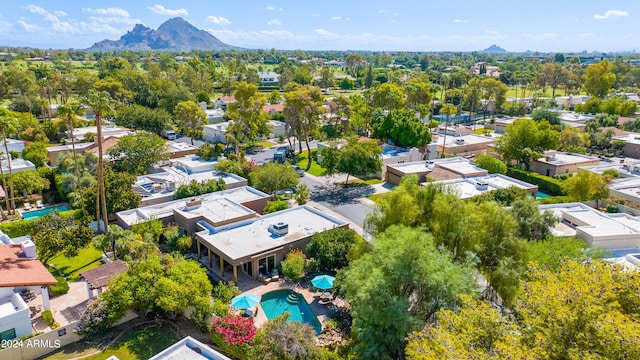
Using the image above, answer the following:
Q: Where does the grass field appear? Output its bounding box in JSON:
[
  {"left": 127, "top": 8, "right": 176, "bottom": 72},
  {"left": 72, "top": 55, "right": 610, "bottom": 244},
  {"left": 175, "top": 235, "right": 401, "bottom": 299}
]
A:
[
  {"left": 505, "top": 87, "right": 585, "bottom": 98},
  {"left": 367, "top": 193, "right": 388, "bottom": 204},
  {"left": 296, "top": 149, "right": 327, "bottom": 177},
  {"left": 44, "top": 324, "right": 178, "bottom": 360},
  {"left": 49, "top": 244, "right": 103, "bottom": 281}
]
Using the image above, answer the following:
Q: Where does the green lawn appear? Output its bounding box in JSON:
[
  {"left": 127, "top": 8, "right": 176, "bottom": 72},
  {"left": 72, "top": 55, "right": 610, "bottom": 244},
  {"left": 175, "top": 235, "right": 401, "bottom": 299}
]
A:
[
  {"left": 48, "top": 244, "right": 103, "bottom": 281},
  {"left": 44, "top": 325, "right": 178, "bottom": 360},
  {"left": 343, "top": 177, "right": 384, "bottom": 186},
  {"left": 505, "top": 87, "right": 585, "bottom": 98},
  {"left": 367, "top": 193, "right": 388, "bottom": 204},
  {"left": 474, "top": 128, "right": 493, "bottom": 135},
  {"left": 296, "top": 149, "right": 327, "bottom": 177}
]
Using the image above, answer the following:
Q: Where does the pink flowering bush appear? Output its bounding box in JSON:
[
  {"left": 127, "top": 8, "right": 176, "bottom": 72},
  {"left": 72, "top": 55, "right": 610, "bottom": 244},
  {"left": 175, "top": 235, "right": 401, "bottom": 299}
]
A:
[{"left": 211, "top": 314, "right": 256, "bottom": 346}]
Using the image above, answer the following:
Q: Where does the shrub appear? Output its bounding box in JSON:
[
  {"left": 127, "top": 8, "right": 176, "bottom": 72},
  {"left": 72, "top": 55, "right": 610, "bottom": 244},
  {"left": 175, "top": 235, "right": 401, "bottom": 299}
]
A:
[
  {"left": 607, "top": 204, "right": 620, "bottom": 213},
  {"left": 263, "top": 200, "right": 288, "bottom": 214},
  {"left": 49, "top": 275, "right": 69, "bottom": 296},
  {"left": 0, "top": 218, "right": 36, "bottom": 238},
  {"left": 507, "top": 167, "right": 566, "bottom": 195},
  {"left": 536, "top": 195, "right": 572, "bottom": 204},
  {"left": 176, "top": 235, "right": 193, "bottom": 252},
  {"left": 42, "top": 310, "right": 54, "bottom": 327},
  {"left": 210, "top": 314, "right": 256, "bottom": 359},
  {"left": 280, "top": 249, "right": 306, "bottom": 282},
  {"left": 75, "top": 298, "right": 115, "bottom": 338}
]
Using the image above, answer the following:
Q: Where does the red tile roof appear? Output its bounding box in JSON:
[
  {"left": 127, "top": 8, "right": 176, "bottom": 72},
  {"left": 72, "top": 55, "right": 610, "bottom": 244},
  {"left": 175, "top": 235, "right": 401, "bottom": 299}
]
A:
[
  {"left": 219, "top": 96, "right": 236, "bottom": 103},
  {"left": 88, "top": 136, "right": 119, "bottom": 154},
  {"left": 0, "top": 245, "right": 57, "bottom": 287},
  {"left": 263, "top": 104, "right": 284, "bottom": 113}
]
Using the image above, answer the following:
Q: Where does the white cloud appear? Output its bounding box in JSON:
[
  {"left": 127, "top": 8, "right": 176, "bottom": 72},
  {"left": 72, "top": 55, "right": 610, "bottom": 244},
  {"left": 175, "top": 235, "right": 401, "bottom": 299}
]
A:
[
  {"left": 147, "top": 4, "right": 188, "bottom": 16},
  {"left": 25, "top": 5, "right": 47, "bottom": 16},
  {"left": 82, "top": 7, "right": 130, "bottom": 17},
  {"left": 17, "top": 20, "right": 35, "bottom": 32},
  {"left": 453, "top": 19, "right": 469, "bottom": 23},
  {"left": 390, "top": 20, "right": 397, "bottom": 23},
  {"left": 266, "top": 6, "right": 275, "bottom": 11},
  {"left": 312, "top": 13, "right": 320, "bottom": 17},
  {"left": 207, "top": 16, "right": 231, "bottom": 25},
  {"left": 312, "top": 29, "right": 341, "bottom": 40},
  {"left": 485, "top": 30, "right": 499, "bottom": 35},
  {"left": 267, "top": 19, "right": 282, "bottom": 26},
  {"left": 330, "top": 16, "right": 342, "bottom": 21},
  {"left": 379, "top": 10, "right": 388, "bottom": 14},
  {"left": 54, "top": 10, "right": 67, "bottom": 17},
  {"left": 593, "top": 10, "right": 628, "bottom": 19}
]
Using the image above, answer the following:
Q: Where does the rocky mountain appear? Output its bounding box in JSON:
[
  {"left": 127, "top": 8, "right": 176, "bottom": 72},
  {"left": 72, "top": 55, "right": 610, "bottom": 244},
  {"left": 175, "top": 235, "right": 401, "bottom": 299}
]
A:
[
  {"left": 89, "top": 17, "right": 239, "bottom": 51},
  {"left": 480, "top": 44, "right": 508, "bottom": 54}
]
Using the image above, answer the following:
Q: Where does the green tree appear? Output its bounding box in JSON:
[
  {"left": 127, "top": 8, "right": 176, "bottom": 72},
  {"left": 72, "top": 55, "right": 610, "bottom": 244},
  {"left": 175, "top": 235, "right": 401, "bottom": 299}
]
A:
[
  {"left": 101, "top": 254, "right": 212, "bottom": 320},
  {"left": 56, "top": 101, "right": 87, "bottom": 216},
  {"left": 262, "top": 199, "right": 289, "bottom": 214},
  {"left": 280, "top": 249, "right": 306, "bottom": 282},
  {"left": 284, "top": 85, "right": 323, "bottom": 170},
  {"left": 473, "top": 154, "right": 507, "bottom": 174},
  {"left": 318, "top": 145, "right": 341, "bottom": 175},
  {"left": 340, "top": 226, "right": 477, "bottom": 359},
  {"left": 337, "top": 138, "right": 382, "bottom": 184},
  {"left": 32, "top": 212, "right": 94, "bottom": 263},
  {"left": 114, "top": 105, "right": 171, "bottom": 135},
  {"left": 294, "top": 182, "right": 309, "bottom": 205},
  {"left": 370, "top": 83, "right": 406, "bottom": 111},
  {"left": 582, "top": 59, "right": 616, "bottom": 98},
  {"left": 564, "top": 169, "right": 609, "bottom": 206},
  {"left": 307, "top": 227, "right": 360, "bottom": 272},
  {"left": 12, "top": 170, "right": 50, "bottom": 196},
  {"left": 249, "top": 162, "right": 299, "bottom": 196},
  {"left": 174, "top": 179, "right": 226, "bottom": 200},
  {"left": 82, "top": 90, "right": 114, "bottom": 234},
  {"left": 195, "top": 142, "right": 224, "bottom": 160},
  {"left": 370, "top": 109, "right": 431, "bottom": 148},
  {"left": 496, "top": 119, "right": 559, "bottom": 171},
  {"left": 108, "top": 132, "right": 169, "bottom": 175},
  {"left": 174, "top": 100, "right": 206, "bottom": 145},
  {"left": 478, "top": 78, "right": 507, "bottom": 120},
  {"left": 510, "top": 198, "right": 557, "bottom": 240},
  {"left": 226, "top": 82, "right": 270, "bottom": 160},
  {"left": 438, "top": 103, "right": 458, "bottom": 158},
  {"left": 531, "top": 107, "right": 560, "bottom": 125},
  {"left": 22, "top": 141, "right": 48, "bottom": 167},
  {"left": 80, "top": 167, "right": 140, "bottom": 218},
  {"left": 249, "top": 313, "right": 320, "bottom": 360},
  {"left": 558, "top": 126, "right": 590, "bottom": 154},
  {"left": 316, "top": 66, "right": 334, "bottom": 91}
]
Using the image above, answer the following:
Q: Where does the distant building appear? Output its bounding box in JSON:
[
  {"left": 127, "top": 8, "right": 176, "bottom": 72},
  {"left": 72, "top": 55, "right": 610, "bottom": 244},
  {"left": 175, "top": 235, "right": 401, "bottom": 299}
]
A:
[
  {"left": 66, "top": 125, "right": 132, "bottom": 143},
  {"left": 435, "top": 173, "right": 538, "bottom": 199},
  {"left": 258, "top": 71, "right": 280, "bottom": 86},
  {"left": 385, "top": 157, "right": 488, "bottom": 185},
  {"left": 530, "top": 151, "right": 600, "bottom": 177},
  {"left": 613, "top": 132, "right": 640, "bottom": 159},
  {"left": 1, "top": 158, "right": 36, "bottom": 173},
  {"left": 203, "top": 120, "right": 285, "bottom": 143},
  {"left": 434, "top": 133, "right": 496, "bottom": 158}
]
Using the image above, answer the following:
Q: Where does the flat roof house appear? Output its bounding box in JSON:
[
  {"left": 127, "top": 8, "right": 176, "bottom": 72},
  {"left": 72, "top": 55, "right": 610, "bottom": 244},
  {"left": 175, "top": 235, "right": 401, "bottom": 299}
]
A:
[
  {"left": 258, "top": 71, "right": 280, "bottom": 86},
  {"left": 609, "top": 177, "right": 640, "bottom": 206},
  {"left": 436, "top": 174, "right": 538, "bottom": 199},
  {"left": 116, "top": 186, "right": 270, "bottom": 231},
  {"left": 0, "top": 242, "right": 57, "bottom": 341},
  {"left": 195, "top": 206, "right": 348, "bottom": 284},
  {"left": 385, "top": 157, "right": 488, "bottom": 185},
  {"left": 66, "top": 125, "right": 131, "bottom": 142},
  {"left": 541, "top": 202, "right": 640, "bottom": 249},
  {"left": 613, "top": 132, "right": 640, "bottom": 159},
  {"left": 530, "top": 151, "right": 600, "bottom": 177},
  {"left": 434, "top": 134, "right": 496, "bottom": 158}
]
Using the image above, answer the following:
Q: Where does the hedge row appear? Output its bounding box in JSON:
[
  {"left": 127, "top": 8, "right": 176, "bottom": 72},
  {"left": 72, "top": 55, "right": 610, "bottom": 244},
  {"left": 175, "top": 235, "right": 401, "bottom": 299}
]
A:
[
  {"left": 507, "top": 167, "right": 566, "bottom": 196},
  {"left": 0, "top": 209, "right": 82, "bottom": 238}
]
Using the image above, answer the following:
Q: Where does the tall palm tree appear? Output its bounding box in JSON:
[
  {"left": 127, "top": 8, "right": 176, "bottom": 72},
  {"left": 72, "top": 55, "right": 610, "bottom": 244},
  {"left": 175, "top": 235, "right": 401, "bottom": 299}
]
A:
[
  {"left": 0, "top": 151, "right": 8, "bottom": 220},
  {"left": 0, "top": 116, "right": 17, "bottom": 214},
  {"left": 439, "top": 103, "right": 458, "bottom": 159},
  {"left": 56, "top": 101, "right": 87, "bottom": 217},
  {"left": 82, "top": 90, "right": 114, "bottom": 235}
]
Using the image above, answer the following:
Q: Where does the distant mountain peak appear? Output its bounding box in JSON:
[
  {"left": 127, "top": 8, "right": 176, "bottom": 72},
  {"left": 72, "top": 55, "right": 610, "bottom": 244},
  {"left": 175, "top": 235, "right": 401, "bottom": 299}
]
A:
[
  {"left": 481, "top": 44, "right": 508, "bottom": 54},
  {"left": 89, "top": 17, "right": 239, "bottom": 51}
]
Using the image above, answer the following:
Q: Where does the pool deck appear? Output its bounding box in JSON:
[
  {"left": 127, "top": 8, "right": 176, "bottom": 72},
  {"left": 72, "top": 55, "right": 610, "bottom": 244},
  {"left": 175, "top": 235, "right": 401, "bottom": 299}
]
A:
[{"left": 197, "top": 256, "right": 346, "bottom": 331}]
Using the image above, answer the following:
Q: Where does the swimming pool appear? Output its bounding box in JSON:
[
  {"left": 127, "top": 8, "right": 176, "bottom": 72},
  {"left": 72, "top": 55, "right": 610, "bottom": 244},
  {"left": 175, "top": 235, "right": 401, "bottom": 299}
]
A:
[
  {"left": 536, "top": 191, "right": 552, "bottom": 199},
  {"left": 260, "top": 290, "right": 322, "bottom": 335},
  {"left": 22, "top": 205, "right": 70, "bottom": 220}
]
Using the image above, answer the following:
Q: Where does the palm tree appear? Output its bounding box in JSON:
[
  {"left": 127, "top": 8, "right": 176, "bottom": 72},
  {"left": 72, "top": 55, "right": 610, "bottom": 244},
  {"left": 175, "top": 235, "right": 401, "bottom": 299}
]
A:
[
  {"left": 56, "top": 101, "right": 87, "bottom": 217},
  {"left": 0, "top": 116, "right": 17, "bottom": 214},
  {"left": 439, "top": 103, "right": 458, "bottom": 158},
  {"left": 82, "top": 90, "right": 114, "bottom": 235}
]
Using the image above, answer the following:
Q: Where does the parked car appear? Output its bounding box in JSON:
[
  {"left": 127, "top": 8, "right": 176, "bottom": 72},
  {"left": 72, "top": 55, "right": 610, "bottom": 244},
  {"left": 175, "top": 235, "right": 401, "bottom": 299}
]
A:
[{"left": 273, "top": 146, "right": 294, "bottom": 162}]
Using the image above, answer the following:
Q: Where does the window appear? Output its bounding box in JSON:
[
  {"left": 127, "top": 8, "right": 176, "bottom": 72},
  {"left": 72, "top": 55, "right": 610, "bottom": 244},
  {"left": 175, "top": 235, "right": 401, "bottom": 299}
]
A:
[
  {"left": 0, "top": 328, "right": 16, "bottom": 341},
  {"left": 258, "top": 254, "right": 276, "bottom": 276}
]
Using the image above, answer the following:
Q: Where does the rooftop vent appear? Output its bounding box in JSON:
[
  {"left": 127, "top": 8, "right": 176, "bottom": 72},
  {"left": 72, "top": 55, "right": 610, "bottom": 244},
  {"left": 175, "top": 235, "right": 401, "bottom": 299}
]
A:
[
  {"left": 455, "top": 138, "right": 465, "bottom": 144},
  {"left": 475, "top": 181, "right": 489, "bottom": 191},
  {"left": 545, "top": 155, "right": 557, "bottom": 162},
  {"left": 152, "top": 183, "right": 163, "bottom": 192},
  {"left": 166, "top": 181, "right": 175, "bottom": 191},
  {"left": 185, "top": 198, "right": 202, "bottom": 208},
  {"left": 21, "top": 239, "right": 36, "bottom": 258},
  {"left": 269, "top": 222, "right": 289, "bottom": 236}
]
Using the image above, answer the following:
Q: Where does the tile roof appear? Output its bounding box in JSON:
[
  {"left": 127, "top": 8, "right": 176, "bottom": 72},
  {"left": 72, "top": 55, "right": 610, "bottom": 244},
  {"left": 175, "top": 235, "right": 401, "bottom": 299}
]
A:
[{"left": 0, "top": 245, "right": 57, "bottom": 287}]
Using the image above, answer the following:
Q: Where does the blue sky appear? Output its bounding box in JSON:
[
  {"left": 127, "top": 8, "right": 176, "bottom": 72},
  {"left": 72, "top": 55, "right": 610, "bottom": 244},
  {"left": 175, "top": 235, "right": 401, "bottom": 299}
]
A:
[{"left": 0, "top": 1, "right": 638, "bottom": 52}]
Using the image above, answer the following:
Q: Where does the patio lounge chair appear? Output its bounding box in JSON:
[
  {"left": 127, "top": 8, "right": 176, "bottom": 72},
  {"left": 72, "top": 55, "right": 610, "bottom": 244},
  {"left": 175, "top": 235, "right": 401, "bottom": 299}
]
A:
[
  {"left": 321, "top": 292, "right": 333, "bottom": 302},
  {"left": 242, "top": 307, "right": 259, "bottom": 318},
  {"left": 36, "top": 200, "right": 43, "bottom": 208},
  {"left": 23, "top": 202, "right": 32, "bottom": 211}
]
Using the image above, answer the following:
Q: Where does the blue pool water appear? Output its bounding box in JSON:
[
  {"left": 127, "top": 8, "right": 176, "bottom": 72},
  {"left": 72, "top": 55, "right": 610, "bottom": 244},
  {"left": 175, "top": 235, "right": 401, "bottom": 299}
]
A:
[
  {"left": 22, "top": 205, "right": 70, "bottom": 220},
  {"left": 260, "top": 290, "right": 322, "bottom": 335},
  {"left": 536, "top": 191, "right": 552, "bottom": 199}
]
